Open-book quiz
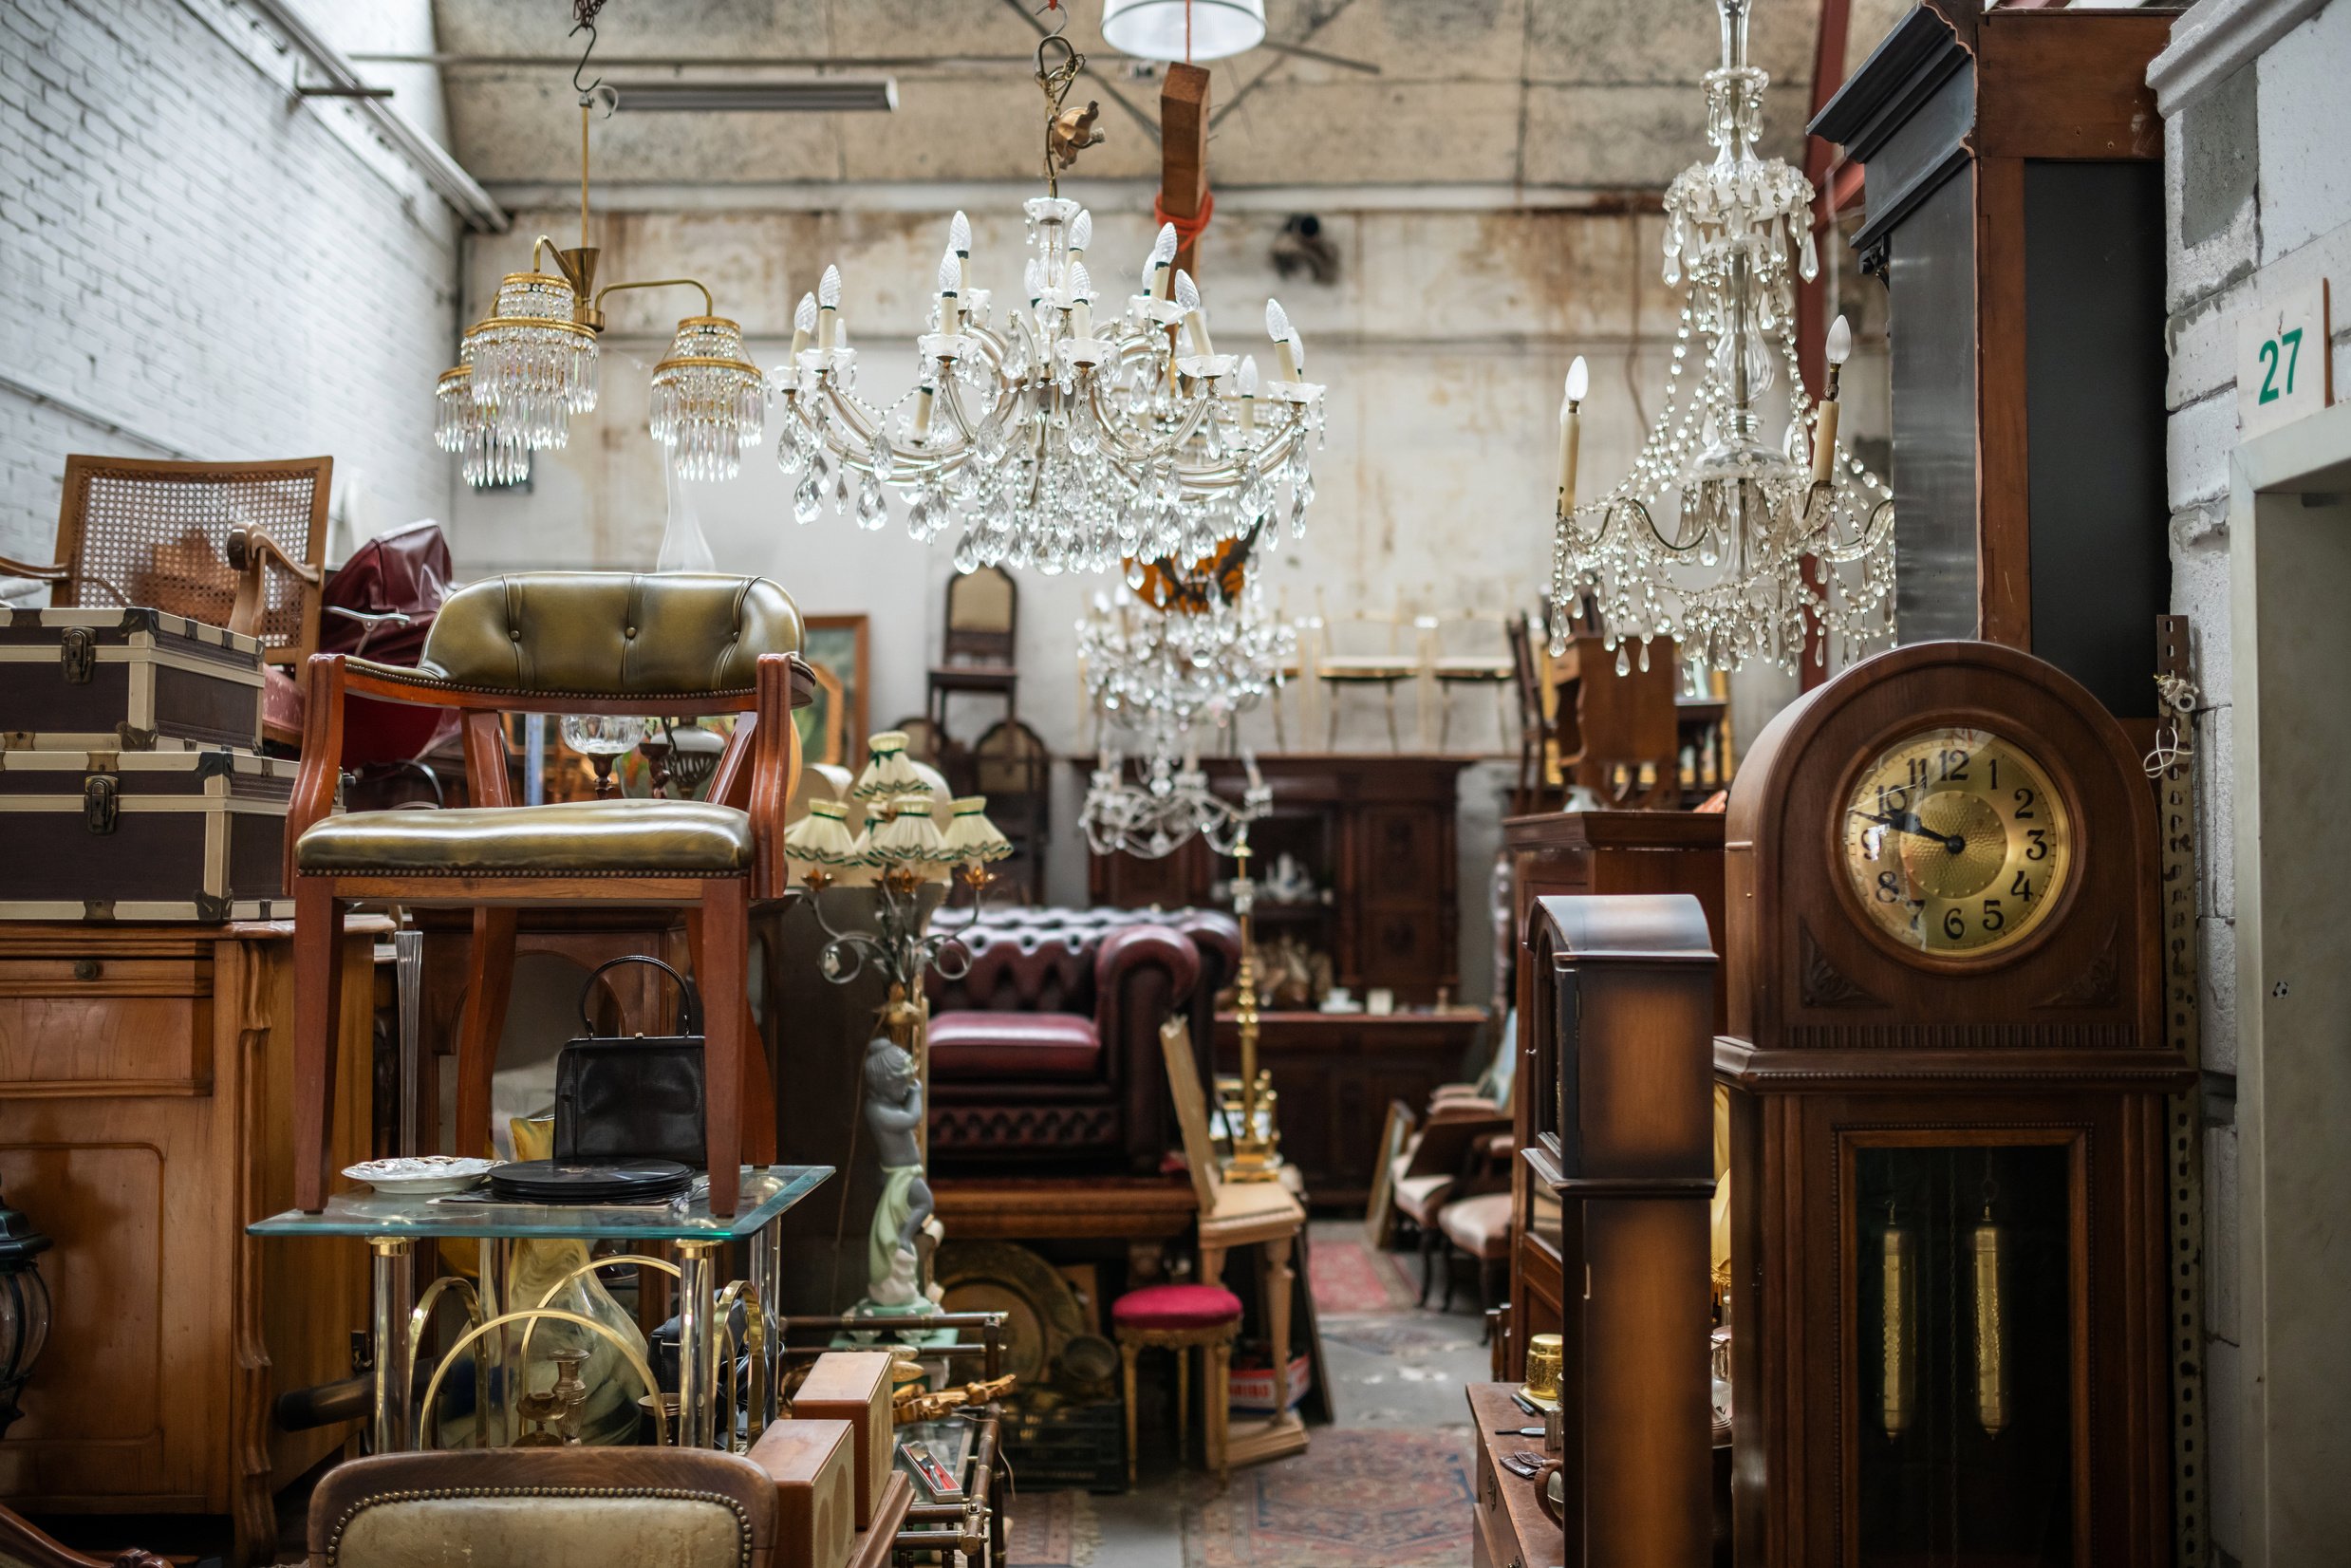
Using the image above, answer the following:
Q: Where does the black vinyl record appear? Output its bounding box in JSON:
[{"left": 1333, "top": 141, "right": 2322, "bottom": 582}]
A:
[{"left": 489, "top": 1158, "right": 695, "bottom": 1204}]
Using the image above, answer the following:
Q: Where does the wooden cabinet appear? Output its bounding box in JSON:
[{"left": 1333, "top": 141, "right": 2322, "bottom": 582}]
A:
[
  {"left": 1500, "top": 811, "right": 1725, "bottom": 1379},
  {"left": 0, "top": 920, "right": 380, "bottom": 1565},
  {"left": 1213, "top": 1009, "right": 1487, "bottom": 1209},
  {"left": 1089, "top": 755, "right": 1479, "bottom": 1005}
]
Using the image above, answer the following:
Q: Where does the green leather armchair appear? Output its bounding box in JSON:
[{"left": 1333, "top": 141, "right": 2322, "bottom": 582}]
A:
[{"left": 285, "top": 572, "right": 814, "bottom": 1216}]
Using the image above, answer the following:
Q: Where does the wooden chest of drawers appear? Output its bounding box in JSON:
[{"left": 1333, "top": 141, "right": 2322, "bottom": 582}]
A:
[{"left": 0, "top": 920, "right": 380, "bottom": 1565}]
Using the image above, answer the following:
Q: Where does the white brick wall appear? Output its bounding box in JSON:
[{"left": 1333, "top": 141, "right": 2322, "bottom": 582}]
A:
[{"left": 0, "top": 0, "right": 461, "bottom": 560}]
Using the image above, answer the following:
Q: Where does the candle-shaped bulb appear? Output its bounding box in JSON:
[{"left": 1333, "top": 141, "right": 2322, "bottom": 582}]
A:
[
  {"left": 817, "top": 266, "right": 841, "bottom": 309},
  {"left": 1069, "top": 260, "right": 1092, "bottom": 300},
  {"left": 1148, "top": 222, "right": 1178, "bottom": 271},
  {"left": 1174, "top": 270, "right": 1201, "bottom": 314},
  {"left": 1237, "top": 354, "right": 1259, "bottom": 396},
  {"left": 1287, "top": 326, "right": 1305, "bottom": 372},
  {"left": 1825, "top": 313, "right": 1853, "bottom": 366},
  {"left": 1564, "top": 354, "right": 1590, "bottom": 404},
  {"left": 1071, "top": 209, "right": 1092, "bottom": 253},
  {"left": 791, "top": 291, "right": 816, "bottom": 357},
  {"left": 935, "top": 250, "right": 960, "bottom": 297},
  {"left": 1265, "top": 298, "right": 1292, "bottom": 343},
  {"left": 1024, "top": 257, "right": 1043, "bottom": 302},
  {"left": 1070, "top": 260, "right": 1094, "bottom": 338},
  {"left": 948, "top": 210, "right": 971, "bottom": 256}
]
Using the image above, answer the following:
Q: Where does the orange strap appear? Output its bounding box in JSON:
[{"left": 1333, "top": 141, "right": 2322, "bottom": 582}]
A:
[{"left": 1152, "top": 188, "right": 1214, "bottom": 248}]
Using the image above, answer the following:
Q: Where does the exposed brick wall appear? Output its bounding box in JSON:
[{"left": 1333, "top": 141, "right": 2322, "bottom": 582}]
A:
[{"left": 0, "top": 0, "right": 460, "bottom": 559}]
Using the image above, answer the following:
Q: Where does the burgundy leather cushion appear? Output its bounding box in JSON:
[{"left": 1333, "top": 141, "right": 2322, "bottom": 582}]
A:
[
  {"left": 1111, "top": 1283, "right": 1243, "bottom": 1331},
  {"left": 928, "top": 1010, "right": 1101, "bottom": 1081}
]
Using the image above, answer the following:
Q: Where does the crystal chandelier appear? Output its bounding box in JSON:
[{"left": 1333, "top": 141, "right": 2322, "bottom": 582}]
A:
[
  {"left": 772, "top": 34, "right": 1326, "bottom": 576},
  {"left": 1077, "top": 545, "right": 1294, "bottom": 858},
  {"left": 431, "top": 42, "right": 764, "bottom": 484},
  {"left": 1549, "top": 0, "right": 1894, "bottom": 676}
]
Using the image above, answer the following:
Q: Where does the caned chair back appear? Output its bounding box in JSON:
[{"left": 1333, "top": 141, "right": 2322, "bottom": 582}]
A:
[{"left": 54, "top": 454, "right": 330, "bottom": 664}]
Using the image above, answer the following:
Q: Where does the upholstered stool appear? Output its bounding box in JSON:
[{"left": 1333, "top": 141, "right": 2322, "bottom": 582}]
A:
[
  {"left": 1437, "top": 1191, "right": 1515, "bottom": 1337},
  {"left": 1111, "top": 1283, "right": 1243, "bottom": 1487}
]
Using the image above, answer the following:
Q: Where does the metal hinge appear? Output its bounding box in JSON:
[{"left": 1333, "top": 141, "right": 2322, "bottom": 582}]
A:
[
  {"left": 83, "top": 774, "right": 118, "bottom": 833},
  {"left": 60, "top": 625, "right": 94, "bottom": 683}
]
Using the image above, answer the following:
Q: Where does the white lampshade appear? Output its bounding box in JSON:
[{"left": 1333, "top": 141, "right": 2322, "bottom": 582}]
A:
[{"left": 1102, "top": 0, "right": 1266, "bottom": 63}]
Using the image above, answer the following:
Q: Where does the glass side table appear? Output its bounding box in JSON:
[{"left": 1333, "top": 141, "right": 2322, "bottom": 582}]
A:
[{"left": 250, "top": 1165, "right": 831, "bottom": 1452}]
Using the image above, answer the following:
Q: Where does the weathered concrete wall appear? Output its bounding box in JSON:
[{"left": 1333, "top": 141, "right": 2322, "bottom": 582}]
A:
[{"left": 2153, "top": 1, "right": 2351, "bottom": 1560}]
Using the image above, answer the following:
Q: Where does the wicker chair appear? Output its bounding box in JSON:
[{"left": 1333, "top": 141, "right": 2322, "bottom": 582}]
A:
[{"left": 0, "top": 454, "right": 332, "bottom": 741}]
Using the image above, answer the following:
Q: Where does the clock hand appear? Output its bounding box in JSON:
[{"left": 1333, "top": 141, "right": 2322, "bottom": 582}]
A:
[{"left": 1852, "top": 807, "right": 1967, "bottom": 857}]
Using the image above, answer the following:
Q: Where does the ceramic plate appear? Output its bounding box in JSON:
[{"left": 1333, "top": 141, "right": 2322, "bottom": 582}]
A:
[{"left": 342, "top": 1155, "right": 498, "bottom": 1195}]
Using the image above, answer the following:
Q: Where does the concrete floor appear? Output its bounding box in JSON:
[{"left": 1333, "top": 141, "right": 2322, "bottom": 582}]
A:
[{"left": 1064, "top": 1221, "right": 1491, "bottom": 1568}]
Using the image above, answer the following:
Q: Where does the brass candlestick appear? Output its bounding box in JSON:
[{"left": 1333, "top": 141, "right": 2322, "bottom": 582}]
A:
[{"left": 1222, "top": 838, "right": 1283, "bottom": 1183}]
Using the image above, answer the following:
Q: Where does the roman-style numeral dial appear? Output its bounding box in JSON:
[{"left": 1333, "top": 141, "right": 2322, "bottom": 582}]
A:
[{"left": 1839, "top": 726, "right": 2073, "bottom": 958}]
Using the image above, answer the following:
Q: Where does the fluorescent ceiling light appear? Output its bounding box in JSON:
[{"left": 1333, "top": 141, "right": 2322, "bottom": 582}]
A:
[{"left": 609, "top": 79, "right": 899, "bottom": 113}]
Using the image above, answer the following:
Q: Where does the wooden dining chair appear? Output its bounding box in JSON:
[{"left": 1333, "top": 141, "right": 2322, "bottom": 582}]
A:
[{"left": 284, "top": 572, "right": 814, "bottom": 1217}]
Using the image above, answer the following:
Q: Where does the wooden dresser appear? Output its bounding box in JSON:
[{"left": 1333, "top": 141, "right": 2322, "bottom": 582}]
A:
[
  {"left": 1500, "top": 812, "right": 1724, "bottom": 1378},
  {"left": 0, "top": 919, "right": 381, "bottom": 1565}
]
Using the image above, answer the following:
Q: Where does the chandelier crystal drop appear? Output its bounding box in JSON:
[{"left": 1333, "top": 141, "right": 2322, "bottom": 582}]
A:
[
  {"left": 435, "top": 366, "right": 533, "bottom": 489},
  {"left": 771, "top": 35, "right": 1327, "bottom": 577},
  {"left": 648, "top": 316, "right": 765, "bottom": 481},
  {"left": 1077, "top": 570, "right": 1294, "bottom": 860},
  {"left": 1549, "top": 0, "right": 1894, "bottom": 676}
]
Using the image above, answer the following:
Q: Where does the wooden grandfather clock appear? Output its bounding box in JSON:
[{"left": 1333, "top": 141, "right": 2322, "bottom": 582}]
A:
[{"left": 1717, "top": 641, "right": 2188, "bottom": 1566}]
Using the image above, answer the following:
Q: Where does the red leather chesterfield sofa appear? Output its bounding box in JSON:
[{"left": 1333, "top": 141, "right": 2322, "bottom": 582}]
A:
[{"left": 924, "top": 911, "right": 1205, "bottom": 1172}]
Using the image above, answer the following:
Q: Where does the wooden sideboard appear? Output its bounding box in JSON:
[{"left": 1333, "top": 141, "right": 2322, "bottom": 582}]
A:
[
  {"left": 1501, "top": 811, "right": 1724, "bottom": 1379},
  {"left": 0, "top": 919, "right": 381, "bottom": 1566}
]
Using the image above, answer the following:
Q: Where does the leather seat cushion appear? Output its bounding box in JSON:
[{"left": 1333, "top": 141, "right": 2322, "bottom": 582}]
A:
[
  {"left": 1391, "top": 1170, "right": 1453, "bottom": 1225},
  {"left": 928, "top": 1011, "right": 1101, "bottom": 1081},
  {"left": 1111, "top": 1283, "right": 1244, "bottom": 1331},
  {"left": 1439, "top": 1191, "right": 1514, "bottom": 1259},
  {"left": 298, "top": 799, "right": 754, "bottom": 875}
]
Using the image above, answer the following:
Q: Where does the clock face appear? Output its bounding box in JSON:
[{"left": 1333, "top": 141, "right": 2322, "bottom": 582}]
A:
[{"left": 1838, "top": 725, "right": 2074, "bottom": 960}]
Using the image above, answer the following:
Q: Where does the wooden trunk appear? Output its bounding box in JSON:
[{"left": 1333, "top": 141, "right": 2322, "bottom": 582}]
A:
[
  {"left": 0, "top": 609, "right": 263, "bottom": 753},
  {"left": 0, "top": 750, "right": 293, "bottom": 921},
  {"left": 0, "top": 920, "right": 380, "bottom": 1566}
]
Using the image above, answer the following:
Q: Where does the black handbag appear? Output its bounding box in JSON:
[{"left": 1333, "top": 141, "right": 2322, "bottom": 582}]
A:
[{"left": 552, "top": 955, "right": 707, "bottom": 1168}]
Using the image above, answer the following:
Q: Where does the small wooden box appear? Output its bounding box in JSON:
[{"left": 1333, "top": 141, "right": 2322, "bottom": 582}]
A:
[
  {"left": 747, "top": 1418, "right": 855, "bottom": 1568},
  {"left": 0, "top": 607, "right": 264, "bottom": 752},
  {"left": 793, "top": 1351, "right": 894, "bottom": 1529},
  {"left": 0, "top": 748, "right": 293, "bottom": 921}
]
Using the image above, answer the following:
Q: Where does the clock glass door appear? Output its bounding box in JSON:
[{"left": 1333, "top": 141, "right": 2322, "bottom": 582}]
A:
[{"left": 1853, "top": 1141, "right": 2076, "bottom": 1565}]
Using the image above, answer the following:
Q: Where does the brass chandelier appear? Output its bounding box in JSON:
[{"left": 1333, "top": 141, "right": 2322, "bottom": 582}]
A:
[{"left": 434, "top": 30, "right": 763, "bottom": 487}]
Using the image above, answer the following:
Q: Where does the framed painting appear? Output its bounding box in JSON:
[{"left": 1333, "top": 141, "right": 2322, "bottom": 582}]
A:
[{"left": 796, "top": 613, "right": 869, "bottom": 767}]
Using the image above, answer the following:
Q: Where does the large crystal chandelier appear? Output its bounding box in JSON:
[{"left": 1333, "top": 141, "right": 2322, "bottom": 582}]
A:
[
  {"left": 771, "top": 34, "right": 1326, "bottom": 576},
  {"left": 1077, "top": 541, "right": 1294, "bottom": 858},
  {"left": 1549, "top": 0, "right": 1894, "bottom": 676},
  {"left": 431, "top": 29, "right": 764, "bottom": 485}
]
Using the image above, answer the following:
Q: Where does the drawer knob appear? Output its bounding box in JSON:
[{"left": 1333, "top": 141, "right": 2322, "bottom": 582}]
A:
[{"left": 72, "top": 960, "right": 100, "bottom": 981}]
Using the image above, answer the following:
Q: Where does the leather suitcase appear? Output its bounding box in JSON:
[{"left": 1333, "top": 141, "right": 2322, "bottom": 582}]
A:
[
  {"left": 0, "top": 607, "right": 264, "bottom": 752},
  {"left": 0, "top": 748, "right": 294, "bottom": 921}
]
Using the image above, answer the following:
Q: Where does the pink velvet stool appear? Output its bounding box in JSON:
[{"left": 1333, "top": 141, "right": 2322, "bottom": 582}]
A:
[{"left": 1111, "top": 1283, "right": 1244, "bottom": 1487}]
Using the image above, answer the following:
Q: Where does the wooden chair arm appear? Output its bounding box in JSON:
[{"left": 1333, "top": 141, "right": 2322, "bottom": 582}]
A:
[
  {"left": 226, "top": 524, "right": 323, "bottom": 640},
  {"left": 0, "top": 553, "right": 70, "bottom": 584},
  {"left": 284, "top": 653, "right": 346, "bottom": 889},
  {"left": 746, "top": 653, "right": 803, "bottom": 899}
]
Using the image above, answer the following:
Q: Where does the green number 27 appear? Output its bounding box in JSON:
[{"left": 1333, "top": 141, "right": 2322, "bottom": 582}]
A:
[{"left": 2258, "top": 327, "right": 2304, "bottom": 405}]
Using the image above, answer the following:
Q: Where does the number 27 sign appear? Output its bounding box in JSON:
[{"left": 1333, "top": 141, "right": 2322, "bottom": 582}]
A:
[{"left": 2238, "top": 279, "right": 2332, "bottom": 438}]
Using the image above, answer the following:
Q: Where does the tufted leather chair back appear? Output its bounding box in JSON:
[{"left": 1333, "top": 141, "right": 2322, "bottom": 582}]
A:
[
  {"left": 411, "top": 572, "right": 801, "bottom": 695},
  {"left": 928, "top": 923, "right": 1101, "bottom": 1016}
]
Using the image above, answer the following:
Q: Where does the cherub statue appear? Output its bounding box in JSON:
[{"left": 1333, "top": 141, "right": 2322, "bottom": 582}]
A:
[{"left": 863, "top": 1035, "right": 934, "bottom": 1307}]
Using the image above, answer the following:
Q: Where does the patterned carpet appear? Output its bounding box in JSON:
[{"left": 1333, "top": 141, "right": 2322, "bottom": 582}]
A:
[
  {"left": 1307, "top": 1233, "right": 1419, "bottom": 1313},
  {"left": 1007, "top": 1486, "right": 1100, "bottom": 1568},
  {"left": 1179, "top": 1429, "right": 1477, "bottom": 1568}
]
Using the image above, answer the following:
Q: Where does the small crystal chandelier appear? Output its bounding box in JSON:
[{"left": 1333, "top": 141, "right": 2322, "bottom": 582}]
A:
[
  {"left": 772, "top": 33, "right": 1326, "bottom": 576},
  {"left": 1077, "top": 544, "right": 1293, "bottom": 859},
  {"left": 430, "top": 38, "right": 763, "bottom": 483},
  {"left": 1549, "top": 0, "right": 1894, "bottom": 676}
]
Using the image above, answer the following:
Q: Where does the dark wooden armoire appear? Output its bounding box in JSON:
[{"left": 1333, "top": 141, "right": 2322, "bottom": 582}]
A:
[{"left": 1718, "top": 641, "right": 2188, "bottom": 1566}]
